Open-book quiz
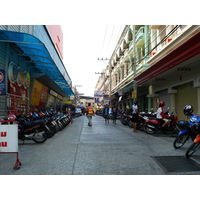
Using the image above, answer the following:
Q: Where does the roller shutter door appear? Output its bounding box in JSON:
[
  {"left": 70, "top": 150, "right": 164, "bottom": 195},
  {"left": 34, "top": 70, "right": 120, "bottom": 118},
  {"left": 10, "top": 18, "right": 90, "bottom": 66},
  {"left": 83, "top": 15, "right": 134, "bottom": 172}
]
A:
[
  {"left": 158, "top": 89, "right": 170, "bottom": 108},
  {"left": 176, "top": 82, "right": 197, "bottom": 120}
]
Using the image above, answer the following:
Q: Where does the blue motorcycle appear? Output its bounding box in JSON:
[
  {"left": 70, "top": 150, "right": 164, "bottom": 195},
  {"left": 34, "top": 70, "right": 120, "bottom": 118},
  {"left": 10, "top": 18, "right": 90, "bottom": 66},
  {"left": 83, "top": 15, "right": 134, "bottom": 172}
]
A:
[{"left": 173, "top": 105, "right": 199, "bottom": 149}]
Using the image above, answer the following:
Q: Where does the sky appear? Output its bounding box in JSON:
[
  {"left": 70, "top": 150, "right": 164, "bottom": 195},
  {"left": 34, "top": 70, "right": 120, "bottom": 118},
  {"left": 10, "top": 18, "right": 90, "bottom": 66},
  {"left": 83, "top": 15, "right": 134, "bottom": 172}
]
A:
[{"left": 62, "top": 24, "right": 124, "bottom": 96}]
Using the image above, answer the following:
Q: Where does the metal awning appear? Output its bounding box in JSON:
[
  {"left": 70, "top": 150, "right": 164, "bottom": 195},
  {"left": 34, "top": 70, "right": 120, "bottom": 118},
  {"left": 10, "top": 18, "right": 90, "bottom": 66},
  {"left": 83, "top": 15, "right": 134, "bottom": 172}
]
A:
[{"left": 0, "top": 30, "right": 74, "bottom": 96}]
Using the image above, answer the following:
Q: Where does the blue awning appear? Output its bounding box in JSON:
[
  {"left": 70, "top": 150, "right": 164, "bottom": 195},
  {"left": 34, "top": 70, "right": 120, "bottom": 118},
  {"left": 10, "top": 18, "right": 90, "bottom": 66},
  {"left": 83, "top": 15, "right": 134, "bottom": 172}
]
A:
[{"left": 0, "top": 30, "right": 74, "bottom": 96}]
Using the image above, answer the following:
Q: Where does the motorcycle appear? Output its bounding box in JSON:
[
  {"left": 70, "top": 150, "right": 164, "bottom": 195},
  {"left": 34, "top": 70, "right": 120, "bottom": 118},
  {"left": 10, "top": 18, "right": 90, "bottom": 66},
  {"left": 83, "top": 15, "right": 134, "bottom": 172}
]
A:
[
  {"left": 138, "top": 110, "right": 156, "bottom": 132},
  {"left": 15, "top": 114, "right": 49, "bottom": 143},
  {"left": 185, "top": 121, "right": 200, "bottom": 158},
  {"left": 173, "top": 114, "right": 199, "bottom": 149},
  {"left": 145, "top": 109, "right": 179, "bottom": 134},
  {"left": 120, "top": 113, "right": 132, "bottom": 127}
]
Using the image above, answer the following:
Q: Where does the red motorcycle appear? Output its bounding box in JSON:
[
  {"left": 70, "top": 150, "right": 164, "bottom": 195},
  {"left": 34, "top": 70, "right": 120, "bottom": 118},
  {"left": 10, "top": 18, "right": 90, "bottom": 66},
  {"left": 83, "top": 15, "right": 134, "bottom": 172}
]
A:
[{"left": 145, "top": 110, "right": 179, "bottom": 134}]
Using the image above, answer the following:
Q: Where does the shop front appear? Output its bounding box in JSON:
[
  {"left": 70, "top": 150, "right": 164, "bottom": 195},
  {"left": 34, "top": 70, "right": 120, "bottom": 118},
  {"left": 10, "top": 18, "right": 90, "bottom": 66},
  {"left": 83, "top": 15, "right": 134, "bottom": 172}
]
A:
[{"left": 0, "top": 27, "right": 74, "bottom": 117}]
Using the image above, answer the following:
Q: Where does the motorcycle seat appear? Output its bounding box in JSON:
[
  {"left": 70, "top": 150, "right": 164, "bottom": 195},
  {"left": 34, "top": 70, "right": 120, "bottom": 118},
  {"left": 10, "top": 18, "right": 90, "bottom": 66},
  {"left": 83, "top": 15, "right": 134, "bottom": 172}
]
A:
[{"left": 22, "top": 119, "right": 45, "bottom": 127}]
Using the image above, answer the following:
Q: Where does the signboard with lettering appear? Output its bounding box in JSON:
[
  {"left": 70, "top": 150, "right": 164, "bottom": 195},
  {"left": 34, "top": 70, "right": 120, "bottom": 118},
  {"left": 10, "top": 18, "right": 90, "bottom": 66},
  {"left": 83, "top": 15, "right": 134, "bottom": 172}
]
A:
[
  {"left": 0, "top": 69, "right": 6, "bottom": 95},
  {"left": 31, "top": 80, "right": 49, "bottom": 107},
  {"left": 0, "top": 124, "right": 18, "bottom": 152}
]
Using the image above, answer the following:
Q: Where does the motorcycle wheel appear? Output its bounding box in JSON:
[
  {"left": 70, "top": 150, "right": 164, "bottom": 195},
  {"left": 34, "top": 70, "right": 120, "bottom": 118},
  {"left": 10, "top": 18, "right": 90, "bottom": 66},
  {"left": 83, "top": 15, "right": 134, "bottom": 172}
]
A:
[
  {"left": 32, "top": 128, "right": 48, "bottom": 143},
  {"left": 46, "top": 124, "right": 56, "bottom": 138},
  {"left": 186, "top": 142, "right": 200, "bottom": 158},
  {"left": 145, "top": 123, "right": 156, "bottom": 134},
  {"left": 173, "top": 134, "right": 189, "bottom": 149},
  {"left": 128, "top": 120, "right": 133, "bottom": 128},
  {"left": 172, "top": 124, "right": 180, "bottom": 134},
  {"left": 139, "top": 122, "right": 146, "bottom": 132}
]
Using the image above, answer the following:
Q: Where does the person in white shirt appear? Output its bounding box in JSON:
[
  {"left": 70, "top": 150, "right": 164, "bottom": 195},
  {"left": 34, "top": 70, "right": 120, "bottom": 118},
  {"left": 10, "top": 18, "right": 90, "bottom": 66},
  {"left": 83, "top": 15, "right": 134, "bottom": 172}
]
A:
[{"left": 132, "top": 100, "right": 139, "bottom": 132}]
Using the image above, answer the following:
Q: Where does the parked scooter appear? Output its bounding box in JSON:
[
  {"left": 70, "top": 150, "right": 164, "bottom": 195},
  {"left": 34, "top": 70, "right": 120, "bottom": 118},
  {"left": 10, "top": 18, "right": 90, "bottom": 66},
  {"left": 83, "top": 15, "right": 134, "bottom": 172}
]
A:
[
  {"left": 145, "top": 108, "right": 179, "bottom": 134},
  {"left": 186, "top": 133, "right": 200, "bottom": 158},
  {"left": 15, "top": 114, "right": 49, "bottom": 143},
  {"left": 173, "top": 105, "right": 199, "bottom": 149},
  {"left": 138, "top": 109, "right": 156, "bottom": 132},
  {"left": 180, "top": 105, "right": 200, "bottom": 158}
]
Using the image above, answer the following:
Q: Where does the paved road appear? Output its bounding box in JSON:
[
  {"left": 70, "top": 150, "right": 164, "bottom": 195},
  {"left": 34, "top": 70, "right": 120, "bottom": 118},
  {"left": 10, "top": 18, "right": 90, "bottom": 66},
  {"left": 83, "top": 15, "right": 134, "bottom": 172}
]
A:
[{"left": 1, "top": 115, "right": 200, "bottom": 175}]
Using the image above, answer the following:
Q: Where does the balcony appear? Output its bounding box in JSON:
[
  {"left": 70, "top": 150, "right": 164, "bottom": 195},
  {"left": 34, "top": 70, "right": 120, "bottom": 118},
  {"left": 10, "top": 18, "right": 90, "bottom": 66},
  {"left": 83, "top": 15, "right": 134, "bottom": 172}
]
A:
[
  {"left": 128, "top": 40, "right": 134, "bottom": 56},
  {"left": 135, "top": 27, "right": 145, "bottom": 48},
  {"left": 149, "top": 25, "right": 162, "bottom": 29}
]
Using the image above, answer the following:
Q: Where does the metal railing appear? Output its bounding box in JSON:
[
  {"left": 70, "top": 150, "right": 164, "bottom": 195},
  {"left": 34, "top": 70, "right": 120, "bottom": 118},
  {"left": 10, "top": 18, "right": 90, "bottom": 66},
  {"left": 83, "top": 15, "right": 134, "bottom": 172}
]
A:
[{"left": 0, "top": 93, "right": 36, "bottom": 118}]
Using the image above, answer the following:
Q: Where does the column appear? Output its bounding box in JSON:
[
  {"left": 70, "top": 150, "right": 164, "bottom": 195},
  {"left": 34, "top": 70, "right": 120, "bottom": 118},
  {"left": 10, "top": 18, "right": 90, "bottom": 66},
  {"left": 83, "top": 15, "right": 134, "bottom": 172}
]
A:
[
  {"left": 168, "top": 88, "right": 177, "bottom": 114},
  {"left": 193, "top": 80, "right": 200, "bottom": 116}
]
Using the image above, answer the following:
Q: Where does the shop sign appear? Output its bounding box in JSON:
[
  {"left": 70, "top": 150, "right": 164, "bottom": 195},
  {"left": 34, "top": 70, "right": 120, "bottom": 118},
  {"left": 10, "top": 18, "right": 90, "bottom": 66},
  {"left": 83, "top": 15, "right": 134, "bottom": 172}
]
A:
[
  {"left": 16, "top": 67, "right": 24, "bottom": 87},
  {"left": 24, "top": 72, "right": 30, "bottom": 88},
  {"left": 0, "top": 69, "right": 6, "bottom": 95},
  {"left": 132, "top": 91, "right": 137, "bottom": 99},
  {"left": 104, "top": 100, "right": 110, "bottom": 105},
  {"left": 50, "top": 89, "right": 58, "bottom": 97},
  {"left": 31, "top": 80, "right": 43, "bottom": 106},
  {"left": 8, "top": 62, "right": 18, "bottom": 83},
  {"left": 31, "top": 80, "right": 49, "bottom": 107},
  {"left": 94, "top": 91, "right": 105, "bottom": 97},
  {"left": 39, "top": 85, "right": 49, "bottom": 108},
  {"left": 57, "top": 94, "right": 63, "bottom": 100},
  {"left": 95, "top": 98, "right": 99, "bottom": 103},
  {"left": 8, "top": 61, "right": 30, "bottom": 88},
  {"left": 62, "top": 100, "right": 72, "bottom": 104}
]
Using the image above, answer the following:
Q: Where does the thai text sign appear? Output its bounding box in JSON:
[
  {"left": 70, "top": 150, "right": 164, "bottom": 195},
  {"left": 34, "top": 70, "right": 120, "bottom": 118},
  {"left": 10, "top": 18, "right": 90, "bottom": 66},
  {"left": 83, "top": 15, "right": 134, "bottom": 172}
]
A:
[{"left": 0, "top": 124, "right": 18, "bottom": 152}]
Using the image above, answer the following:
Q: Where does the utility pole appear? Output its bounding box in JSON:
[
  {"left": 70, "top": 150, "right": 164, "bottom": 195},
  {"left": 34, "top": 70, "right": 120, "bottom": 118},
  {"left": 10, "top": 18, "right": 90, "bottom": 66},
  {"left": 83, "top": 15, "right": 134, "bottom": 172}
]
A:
[
  {"left": 132, "top": 25, "right": 137, "bottom": 101},
  {"left": 96, "top": 58, "right": 111, "bottom": 106}
]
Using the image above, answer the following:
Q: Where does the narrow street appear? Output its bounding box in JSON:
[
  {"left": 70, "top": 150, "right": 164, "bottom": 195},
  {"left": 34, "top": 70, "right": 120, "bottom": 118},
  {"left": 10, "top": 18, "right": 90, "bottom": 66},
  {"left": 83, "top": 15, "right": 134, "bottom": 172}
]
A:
[{"left": 1, "top": 115, "right": 200, "bottom": 175}]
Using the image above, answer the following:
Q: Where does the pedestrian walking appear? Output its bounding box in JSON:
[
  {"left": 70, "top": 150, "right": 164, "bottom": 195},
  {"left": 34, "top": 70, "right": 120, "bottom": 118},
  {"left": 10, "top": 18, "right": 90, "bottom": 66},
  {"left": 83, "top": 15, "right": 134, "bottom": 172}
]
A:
[
  {"left": 70, "top": 105, "right": 76, "bottom": 120},
  {"left": 103, "top": 104, "right": 110, "bottom": 124},
  {"left": 112, "top": 103, "right": 118, "bottom": 124},
  {"left": 66, "top": 106, "right": 73, "bottom": 124},
  {"left": 132, "top": 100, "right": 139, "bottom": 132},
  {"left": 86, "top": 103, "right": 94, "bottom": 126}
]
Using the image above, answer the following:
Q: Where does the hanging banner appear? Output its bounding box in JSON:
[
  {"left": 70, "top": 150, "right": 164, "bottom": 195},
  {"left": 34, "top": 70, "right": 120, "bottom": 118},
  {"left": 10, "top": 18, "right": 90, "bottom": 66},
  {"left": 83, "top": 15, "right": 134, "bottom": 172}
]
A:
[
  {"left": 0, "top": 69, "right": 6, "bottom": 95},
  {"left": 94, "top": 91, "right": 105, "bottom": 97},
  {"left": 132, "top": 91, "right": 137, "bottom": 99}
]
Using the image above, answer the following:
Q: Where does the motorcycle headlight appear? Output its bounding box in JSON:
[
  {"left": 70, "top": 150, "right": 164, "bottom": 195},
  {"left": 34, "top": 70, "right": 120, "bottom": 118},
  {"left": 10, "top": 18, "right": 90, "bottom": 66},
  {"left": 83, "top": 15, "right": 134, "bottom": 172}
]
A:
[{"left": 190, "top": 117, "right": 197, "bottom": 122}]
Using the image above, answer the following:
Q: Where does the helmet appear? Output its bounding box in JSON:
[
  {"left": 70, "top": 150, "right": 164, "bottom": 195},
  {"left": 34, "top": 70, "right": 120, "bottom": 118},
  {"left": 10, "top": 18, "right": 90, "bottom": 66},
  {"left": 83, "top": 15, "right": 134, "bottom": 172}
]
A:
[
  {"left": 183, "top": 105, "right": 194, "bottom": 115},
  {"left": 28, "top": 112, "right": 33, "bottom": 117},
  {"left": 39, "top": 111, "right": 45, "bottom": 117},
  {"left": 159, "top": 101, "right": 165, "bottom": 107},
  {"left": 177, "top": 120, "right": 189, "bottom": 130},
  {"left": 8, "top": 113, "right": 16, "bottom": 120},
  {"left": 33, "top": 112, "right": 39, "bottom": 119}
]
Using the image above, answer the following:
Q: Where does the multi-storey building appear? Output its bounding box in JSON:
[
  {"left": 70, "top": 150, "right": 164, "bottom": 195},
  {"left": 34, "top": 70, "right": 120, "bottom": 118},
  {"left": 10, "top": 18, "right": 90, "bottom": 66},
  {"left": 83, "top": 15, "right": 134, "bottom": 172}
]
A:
[
  {"left": 95, "top": 25, "right": 200, "bottom": 120},
  {"left": 0, "top": 25, "right": 74, "bottom": 117}
]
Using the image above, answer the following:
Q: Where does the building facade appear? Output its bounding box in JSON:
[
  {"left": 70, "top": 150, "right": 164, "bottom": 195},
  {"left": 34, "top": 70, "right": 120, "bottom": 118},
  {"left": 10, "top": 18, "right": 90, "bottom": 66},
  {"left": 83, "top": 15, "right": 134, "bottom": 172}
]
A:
[
  {"left": 0, "top": 25, "right": 74, "bottom": 117},
  {"left": 95, "top": 25, "right": 200, "bottom": 120}
]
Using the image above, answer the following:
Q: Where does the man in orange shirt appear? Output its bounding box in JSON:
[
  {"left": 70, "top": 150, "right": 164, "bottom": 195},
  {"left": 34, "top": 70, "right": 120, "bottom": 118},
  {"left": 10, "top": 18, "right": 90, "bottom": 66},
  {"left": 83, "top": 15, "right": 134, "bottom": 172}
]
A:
[{"left": 86, "top": 103, "right": 94, "bottom": 126}]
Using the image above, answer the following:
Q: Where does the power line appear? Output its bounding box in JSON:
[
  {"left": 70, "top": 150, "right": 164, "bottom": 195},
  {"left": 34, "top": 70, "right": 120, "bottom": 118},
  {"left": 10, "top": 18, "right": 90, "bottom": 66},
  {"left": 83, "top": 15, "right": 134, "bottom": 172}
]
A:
[
  {"left": 106, "top": 25, "right": 123, "bottom": 58},
  {"left": 104, "top": 25, "right": 115, "bottom": 56},
  {"left": 99, "top": 25, "right": 108, "bottom": 58}
]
